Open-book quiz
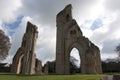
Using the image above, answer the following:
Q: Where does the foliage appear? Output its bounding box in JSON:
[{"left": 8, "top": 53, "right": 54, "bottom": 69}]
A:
[
  {"left": 70, "top": 60, "right": 80, "bottom": 74},
  {"left": 102, "top": 61, "right": 120, "bottom": 73},
  {"left": 0, "top": 30, "right": 11, "bottom": 61},
  {"left": 70, "top": 56, "right": 80, "bottom": 74},
  {"left": 115, "top": 43, "right": 120, "bottom": 58}
]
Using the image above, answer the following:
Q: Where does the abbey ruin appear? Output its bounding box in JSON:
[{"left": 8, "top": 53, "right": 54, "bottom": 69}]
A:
[
  {"left": 11, "top": 4, "right": 102, "bottom": 75},
  {"left": 56, "top": 4, "right": 102, "bottom": 74},
  {"left": 11, "top": 22, "right": 42, "bottom": 75}
]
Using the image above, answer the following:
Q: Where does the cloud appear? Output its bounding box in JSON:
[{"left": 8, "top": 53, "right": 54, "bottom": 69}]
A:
[
  {"left": 101, "top": 53, "right": 118, "bottom": 61},
  {"left": 35, "top": 25, "right": 56, "bottom": 64},
  {"left": 91, "top": 18, "right": 103, "bottom": 30},
  {"left": 15, "top": 0, "right": 100, "bottom": 64},
  {"left": 102, "top": 39, "right": 120, "bottom": 54},
  {"left": 19, "top": 0, "right": 98, "bottom": 26},
  {"left": 89, "top": 17, "right": 120, "bottom": 54},
  {"left": 0, "top": 0, "right": 22, "bottom": 63},
  {"left": 5, "top": 16, "right": 32, "bottom": 63},
  {"left": 2, "top": 0, "right": 120, "bottom": 64},
  {"left": 79, "top": 0, "right": 120, "bottom": 55},
  {"left": 0, "top": 20, "right": 2, "bottom": 29},
  {"left": 104, "top": 0, "right": 120, "bottom": 12},
  {"left": 0, "top": 0, "right": 21, "bottom": 23}
]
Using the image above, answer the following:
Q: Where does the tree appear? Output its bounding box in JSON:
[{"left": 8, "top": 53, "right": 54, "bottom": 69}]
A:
[
  {"left": 115, "top": 43, "right": 120, "bottom": 60},
  {"left": 70, "top": 56, "right": 80, "bottom": 74},
  {"left": 0, "top": 30, "right": 11, "bottom": 62}
]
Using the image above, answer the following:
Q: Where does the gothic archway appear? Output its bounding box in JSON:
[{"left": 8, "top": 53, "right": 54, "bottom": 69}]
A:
[
  {"left": 56, "top": 4, "right": 102, "bottom": 74},
  {"left": 70, "top": 48, "right": 80, "bottom": 74}
]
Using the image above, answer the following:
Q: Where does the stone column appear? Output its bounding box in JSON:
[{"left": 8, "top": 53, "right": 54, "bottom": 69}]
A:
[{"left": 11, "top": 21, "right": 39, "bottom": 75}]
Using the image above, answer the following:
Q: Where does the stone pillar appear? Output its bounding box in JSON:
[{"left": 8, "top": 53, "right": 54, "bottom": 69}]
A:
[
  {"left": 21, "top": 22, "right": 38, "bottom": 75},
  {"left": 11, "top": 21, "right": 38, "bottom": 75},
  {"left": 44, "top": 62, "right": 48, "bottom": 75},
  {"left": 56, "top": 4, "right": 73, "bottom": 75}
]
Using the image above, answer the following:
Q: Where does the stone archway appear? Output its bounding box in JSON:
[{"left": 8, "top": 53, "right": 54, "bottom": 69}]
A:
[
  {"left": 70, "top": 48, "right": 80, "bottom": 67},
  {"left": 56, "top": 4, "right": 102, "bottom": 74},
  {"left": 69, "top": 47, "right": 80, "bottom": 74}
]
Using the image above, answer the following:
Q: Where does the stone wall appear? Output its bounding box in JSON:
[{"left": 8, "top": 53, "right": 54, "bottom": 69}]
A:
[
  {"left": 35, "top": 59, "right": 42, "bottom": 74},
  {"left": 56, "top": 4, "right": 102, "bottom": 74},
  {"left": 11, "top": 22, "right": 42, "bottom": 75}
]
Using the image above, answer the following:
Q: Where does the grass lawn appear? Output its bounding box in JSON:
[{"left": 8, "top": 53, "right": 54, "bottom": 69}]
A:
[{"left": 0, "top": 73, "right": 105, "bottom": 80}]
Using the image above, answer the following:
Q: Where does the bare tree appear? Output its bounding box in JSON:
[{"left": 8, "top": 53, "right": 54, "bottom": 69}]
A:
[
  {"left": 115, "top": 43, "right": 120, "bottom": 59},
  {"left": 0, "top": 30, "right": 11, "bottom": 62}
]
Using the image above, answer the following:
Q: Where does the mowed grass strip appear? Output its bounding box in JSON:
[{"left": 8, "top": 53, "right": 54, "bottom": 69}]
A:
[{"left": 0, "top": 74, "right": 104, "bottom": 80}]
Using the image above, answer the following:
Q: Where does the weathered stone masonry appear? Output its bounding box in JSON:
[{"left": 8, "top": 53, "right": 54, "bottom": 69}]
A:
[
  {"left": 11, "top": 4, "right": 102, "bottom": 75},
  {"left": 56, "top": 4, "right": 102, "bottom": 74},
  {"left": 11, "top": 22, "right": 42, "bottom": 75}
]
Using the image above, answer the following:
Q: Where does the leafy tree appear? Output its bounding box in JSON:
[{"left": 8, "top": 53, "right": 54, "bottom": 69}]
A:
[
  {"left": 115, "top": 44, "right": 120, "bottom": 53},
  {"left": 70, "top": 56, "right": 80, "bottom": 74},
  {"left": 0, "top": 30, "right": 11, "bottom": 62}
]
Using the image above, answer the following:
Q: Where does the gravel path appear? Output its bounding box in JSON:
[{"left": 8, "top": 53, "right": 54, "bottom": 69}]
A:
[{"left": 101, "top": 75, "right": 113, "bottom": 80}]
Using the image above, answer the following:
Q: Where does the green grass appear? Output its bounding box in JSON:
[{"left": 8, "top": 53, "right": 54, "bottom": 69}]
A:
[{"left": 0, "top": 73, "right": 105, "bottom": 80}]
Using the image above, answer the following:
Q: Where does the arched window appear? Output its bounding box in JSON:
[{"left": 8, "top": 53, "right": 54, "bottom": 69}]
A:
[{"left": 70, "top": 30, "right": 76, "bottom": 35}]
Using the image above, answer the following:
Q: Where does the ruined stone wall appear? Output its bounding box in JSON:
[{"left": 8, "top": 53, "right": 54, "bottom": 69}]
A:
[
  {"left": 11, "top": 48, "right": 23, "bottom": 74},
  {"left": 56, "top": 4, "right": 102, "bottom": 74},
  {"left": 21, "top": 22, "right": 38, "bottom": 74},
  {"left": 11, "top": 22, "right": 40, "bottom": 75},
  {"left": 35, "top": 59, "right": 42, "bottom": 74}
]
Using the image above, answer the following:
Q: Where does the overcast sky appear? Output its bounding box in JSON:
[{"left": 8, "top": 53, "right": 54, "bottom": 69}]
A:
[{"left": 0, "top": 0, "right": 120, "bottom": 64}]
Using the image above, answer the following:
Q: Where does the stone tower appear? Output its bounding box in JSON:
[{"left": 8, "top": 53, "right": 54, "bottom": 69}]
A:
[
  {"left": 11, "top": 21, "right": 38, "bottom": 75},
  {"left": 56, "top": 4, "right": 102, "bottom": 74}
]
